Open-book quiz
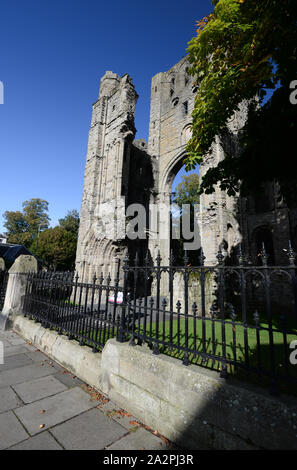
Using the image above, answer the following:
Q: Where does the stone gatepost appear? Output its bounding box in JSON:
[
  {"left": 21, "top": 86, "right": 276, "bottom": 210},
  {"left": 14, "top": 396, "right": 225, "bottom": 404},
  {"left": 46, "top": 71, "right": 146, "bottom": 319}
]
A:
[
  {"left": 0, "top": 257, "right": 5, "bottom": 271},
  {"left": 0, "top": 255, "right": 37, "bottom": 330}
]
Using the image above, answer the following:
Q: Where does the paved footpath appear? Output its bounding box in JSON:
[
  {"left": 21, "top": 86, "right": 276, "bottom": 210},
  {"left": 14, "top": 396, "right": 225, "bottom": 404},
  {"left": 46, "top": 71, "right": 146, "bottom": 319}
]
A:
[{"left": 0, "top": 329, "right": 174, "bottom": 450}]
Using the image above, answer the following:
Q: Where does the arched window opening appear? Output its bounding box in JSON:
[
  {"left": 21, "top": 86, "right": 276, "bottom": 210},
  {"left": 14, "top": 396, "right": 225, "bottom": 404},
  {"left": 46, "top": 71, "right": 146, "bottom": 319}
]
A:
[
  {"left": 171, "top": 165, "right": 200, "bottom": 266},
  {"left": 172, "top": 97, "right": 179, "bottom": 107},
  {"left": 169, "top": 75, "right": 175, "bottom": 97}
]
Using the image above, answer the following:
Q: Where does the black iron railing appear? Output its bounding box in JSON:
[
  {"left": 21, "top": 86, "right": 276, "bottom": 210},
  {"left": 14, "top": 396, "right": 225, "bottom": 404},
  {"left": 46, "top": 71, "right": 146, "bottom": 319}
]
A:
[
  {"left": 118, "top": 242, "right": 297, "bottom": 395},
  {"left": 22, "top": 242, "right": 297, "bottom": 394},
  {"left": 23, "top": 266, "right": 123, "bottom": 352}
]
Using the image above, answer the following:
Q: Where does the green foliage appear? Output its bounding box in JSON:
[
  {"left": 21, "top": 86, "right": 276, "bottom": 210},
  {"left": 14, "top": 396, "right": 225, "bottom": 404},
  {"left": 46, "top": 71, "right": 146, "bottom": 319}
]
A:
[
  {"left": 3, "top": 210, "right": 28, "bottom": 236},
  {"left": 22, "top": 199, "right": 50, "bottom": 235},
  {"left": 185, "top": 0, "right": 297, "bottom": 198},
  {"left": 58, "top": 209, "right": 80, "bottom": 235},
  {"left": 172, "top": 173, "right": 200, "bottom": 265},
  {"left": 173, "top": 173, "right": 200, "bottom": 207},
  {"left": 8, "top": 232, "right": 34, "bottom": 248},
  {"left": 3, "top": 198, "right": 50, "bottom": 247},
  {"left": 3, "top": 199, "right": 79, "bottom": 270},
  {"left": 32, "top": 226, "right": 77, "bottom": 271}
]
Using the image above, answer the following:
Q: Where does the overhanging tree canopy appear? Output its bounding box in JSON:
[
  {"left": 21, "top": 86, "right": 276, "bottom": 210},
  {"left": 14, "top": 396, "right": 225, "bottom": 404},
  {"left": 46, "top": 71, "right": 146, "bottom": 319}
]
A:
[{"left": 185, "top": 0, "right": 297, "bottom": 202}]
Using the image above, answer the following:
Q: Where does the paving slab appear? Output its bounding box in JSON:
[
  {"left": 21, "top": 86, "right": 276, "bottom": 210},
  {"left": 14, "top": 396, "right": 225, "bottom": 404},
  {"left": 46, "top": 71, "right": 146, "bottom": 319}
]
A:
[
  {"left": 54, "top": 371, "right": 84, "bottom": 389},
  {"left": 24, "top": 350, "right": 55, "bottom": 364},
  {"left": 6, "top": 337, "right": 27, "bottom": 346},
  {"left": 12, "top": 375, "right": 68, "bottom": 404},
  {"left": 0, "top": 329, "right": 176, "bottom": 450},
  {"left": 0, "top": 338, "right": 13, "bottom": 347},
  {"left": 0, "top": 353, "right": 33, "bottom": 372},
  {"left": 14, "top": 386, "right": 98, "bottom": 435},
  {"left": 22, "top": 342, "right": 38, "bottom": 351},
  {"left": 1, "top": 345, "right": 30, "bottom": 358},
  {"left": 0, "top": 411, "right": 29, "bottom": 450},
  {"left": 8, "top": 431, "right": 63, "bottom": 450},
  {"left": 50, "top": 408, "right": 127, "bottom": 450},
  {"left": 0, "top": 362, "right": 57, "bottom": 389},
  {"left": 106, "top": 426, "right": 168, "bottom": 451},
  {"left": 0, "top": 386, "right": 23, "bottom": 413},
  {"left": 98, "top": 400, "right": 143, "bottom": 431},
  {"left": 1, "top": 329, "right": 19, "bottom": 335}
]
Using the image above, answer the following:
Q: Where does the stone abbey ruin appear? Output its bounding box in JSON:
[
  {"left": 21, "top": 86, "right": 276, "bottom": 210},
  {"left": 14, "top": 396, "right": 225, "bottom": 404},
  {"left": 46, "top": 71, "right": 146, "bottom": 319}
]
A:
[{"left": 75, "top": 56, "right": 297, "bottom": 308}]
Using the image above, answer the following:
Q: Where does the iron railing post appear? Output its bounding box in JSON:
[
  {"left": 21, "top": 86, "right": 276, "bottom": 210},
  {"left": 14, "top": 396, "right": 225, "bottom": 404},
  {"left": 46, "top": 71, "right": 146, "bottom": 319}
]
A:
[
  {"left": 117, "top": 254, "right": 129, "bottom": 343},
  {"left": 217, "top": 247, "right": 228, "bottom": 379}
]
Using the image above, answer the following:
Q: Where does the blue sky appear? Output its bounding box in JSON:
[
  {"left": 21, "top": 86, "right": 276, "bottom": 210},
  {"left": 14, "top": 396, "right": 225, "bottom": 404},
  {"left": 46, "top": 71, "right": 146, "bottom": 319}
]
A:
[{"left": 0, "top": 0, "right": 213, "bottom": 233}]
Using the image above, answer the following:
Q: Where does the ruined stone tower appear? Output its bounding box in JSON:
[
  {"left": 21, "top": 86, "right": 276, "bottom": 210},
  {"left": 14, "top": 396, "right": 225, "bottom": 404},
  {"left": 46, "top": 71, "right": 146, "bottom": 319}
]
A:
[
  {"left": 75, "top": 57, "right": 245, "bottom": 283},
  {"left": 75, "top": 71, "right": 154, "bottom": 283},
  {"left": 146, "top": 57, "right": 245, "bottom": 266}
]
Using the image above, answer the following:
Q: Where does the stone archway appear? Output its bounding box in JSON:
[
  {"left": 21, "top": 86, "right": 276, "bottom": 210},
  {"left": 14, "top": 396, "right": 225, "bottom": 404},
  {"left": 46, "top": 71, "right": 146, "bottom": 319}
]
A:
[
  {"left": 151, "top": 149, "right": 201, "bottom": 267},
  {"left": 160, "top": 149, "right": 188, "bottom": 196}
]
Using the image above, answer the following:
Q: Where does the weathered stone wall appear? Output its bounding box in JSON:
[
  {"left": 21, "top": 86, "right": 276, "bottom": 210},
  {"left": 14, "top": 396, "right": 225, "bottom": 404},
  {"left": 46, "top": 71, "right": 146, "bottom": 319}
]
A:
[
  {"left": 75, "top": 71, "right": 131, "bottom": 283},
  {"left": 172, "top": 271, "right": 216, "bottom": 316},
  {"left": 241, "top": 181, "right": 297, "bottom": 265},
  {"left": 146, "top": 57, "right": 246, "bottom": 267},
  {"left": 75, "top": 72, "right": 153, "bottom": 284}
]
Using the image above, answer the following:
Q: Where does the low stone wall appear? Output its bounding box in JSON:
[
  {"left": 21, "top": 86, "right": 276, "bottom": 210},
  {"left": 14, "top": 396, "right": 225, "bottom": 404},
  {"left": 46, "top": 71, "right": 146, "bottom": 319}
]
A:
[
  {"left": 13, "top": 316, "right": 102, "bottom": 391},
  {"left": 13, "top": 316, "right": 297, "bottom": 450}
]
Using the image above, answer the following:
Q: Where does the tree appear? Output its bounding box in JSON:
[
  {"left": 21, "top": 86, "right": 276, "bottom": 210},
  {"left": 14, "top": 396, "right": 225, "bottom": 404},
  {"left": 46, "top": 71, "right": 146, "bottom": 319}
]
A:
[
  {"left": 3, "top": 198, "right": 50, "bottom": 247},
  {"left": 31, "top": 209, "right": 80, "bottom": 270},
  {"left": 3, "top": 211, "right": 28, "bottom": 237},
  {"left": 8, "top": 232, "right": 34, "bottom": 248},
  {"left": 174, "top": 173, "right": 200, "bottom": 208},
  {"left": 58, "top": 210, "right": 80, "bottom": 235},
  {"left": 2, "top": 200, "right": 79, "bottom": 270},
  {"left": 32, "top": 226, "right": 77, "bottom": 271},
  {"left": 22, "top": 198, "right": 50, "bottom": 235},
  {"left": 172, "top": 173, "right": 200, "bottom": 265},
  {"left": 185, "top": 0, "right": 297, "bottom": 202}
]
